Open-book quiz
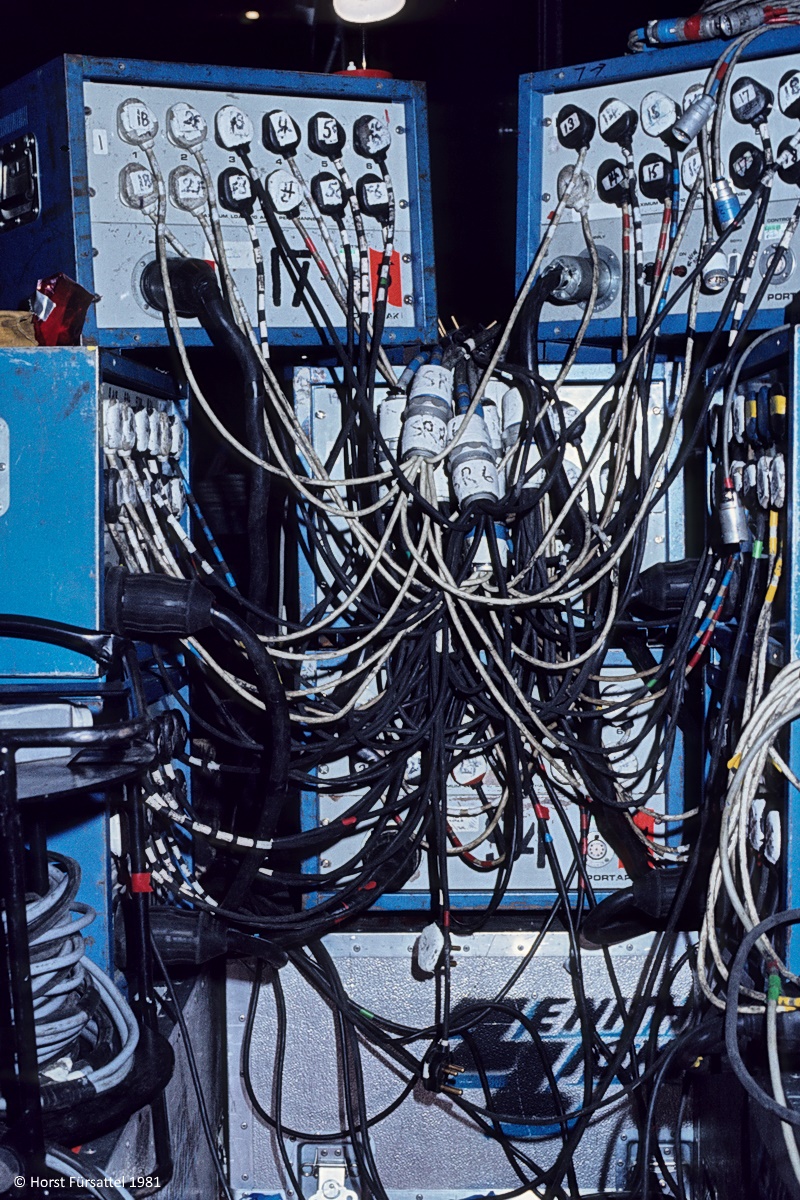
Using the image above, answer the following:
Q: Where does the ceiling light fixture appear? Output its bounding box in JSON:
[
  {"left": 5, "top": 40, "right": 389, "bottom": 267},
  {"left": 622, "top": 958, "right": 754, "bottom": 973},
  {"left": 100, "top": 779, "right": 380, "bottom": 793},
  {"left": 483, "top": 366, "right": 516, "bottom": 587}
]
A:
[
  {"left": 332, "top": 0, "right": 406, "bottom": 24},
  {"left": 243, "top": 9, "right": 261, "bottom": 20}
]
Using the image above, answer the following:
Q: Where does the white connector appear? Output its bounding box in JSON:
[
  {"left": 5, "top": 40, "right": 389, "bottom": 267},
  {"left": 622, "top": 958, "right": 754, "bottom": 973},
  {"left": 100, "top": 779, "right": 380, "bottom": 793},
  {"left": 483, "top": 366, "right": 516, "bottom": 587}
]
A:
[
  {"left": 748, "top": 797, "right": 766, "bottom": 851},
  {"left": 765, "top": 810, "right": 781, "bottom": 864},
  {"left": 401, "top": 364, "right": 453, "bottom": 460},
  {"left": 447, "top": 414, "right": 501, "bottom": 505}
]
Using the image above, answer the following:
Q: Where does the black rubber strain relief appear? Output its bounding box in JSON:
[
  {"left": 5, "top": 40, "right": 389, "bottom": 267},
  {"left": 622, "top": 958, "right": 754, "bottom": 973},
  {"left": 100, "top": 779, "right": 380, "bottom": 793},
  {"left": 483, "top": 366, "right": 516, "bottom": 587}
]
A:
[{"left": 105, "top": 568, "right": 214, "bottom": 637}]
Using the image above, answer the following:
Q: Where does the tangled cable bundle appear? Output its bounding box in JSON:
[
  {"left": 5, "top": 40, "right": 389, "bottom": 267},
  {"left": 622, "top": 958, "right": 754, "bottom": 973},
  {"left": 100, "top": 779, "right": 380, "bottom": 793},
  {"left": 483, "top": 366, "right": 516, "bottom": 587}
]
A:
[{"left": 24, "top": 854, "right": 138, "bottom": 1098}]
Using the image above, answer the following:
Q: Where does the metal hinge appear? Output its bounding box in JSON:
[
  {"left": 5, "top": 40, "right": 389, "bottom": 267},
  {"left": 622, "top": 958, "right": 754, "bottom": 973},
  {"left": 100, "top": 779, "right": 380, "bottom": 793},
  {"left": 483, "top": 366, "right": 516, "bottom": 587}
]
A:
[{"left": 308, "top": 1157, "right": 358, "bottom": 1200}]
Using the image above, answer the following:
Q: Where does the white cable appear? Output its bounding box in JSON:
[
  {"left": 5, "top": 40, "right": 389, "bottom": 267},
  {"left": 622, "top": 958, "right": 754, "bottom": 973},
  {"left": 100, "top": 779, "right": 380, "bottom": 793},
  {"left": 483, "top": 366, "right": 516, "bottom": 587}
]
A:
[{"left": 45, "top": 1151, "right": 135, "bottom": 1200}]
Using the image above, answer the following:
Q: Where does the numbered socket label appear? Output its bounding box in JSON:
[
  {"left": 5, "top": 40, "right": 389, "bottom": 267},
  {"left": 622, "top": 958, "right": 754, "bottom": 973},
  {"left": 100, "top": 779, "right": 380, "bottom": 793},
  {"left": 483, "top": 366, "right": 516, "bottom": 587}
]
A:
[
  {"left": 779, "top": 69, "right": 800, "bottom": 119},
  {"left": 729, "top": 76, "right": 773, "bottom": 125},
  {"left": 169, "top": 166, "right": 208, "bottom": 212},
  {"left": 451, "top": 458, "right": 501, "bottom": 505},
  {"left": 166, "top": 102, "right": 207, "bottom": 149},
  {"left": 357, "top": 173, "right": 391, "bottom": 220},
  {"left": 640, "top": 91, "right": 679, "bottom": 138},
  {"left": 598, "top": 97, "right": 637, "bottom": 145},
  {"left": 308, "top": 112, "right": 346, "bottom": 157},
  {"left": 562, "top": 460, "right": 581, "bottom": 488},
  {"left": 776, "top": 134, "right": 800, "bottom": 184},
  {"left": 556, "top": 104, "right": 595, "bottom": 150},
  {"left": 117, "top": 98, "right": 158, "bottom": 146},
  {"left": 409, "top": 364, "right": 453, "bottom": 402},
  {"left": 729, "top": 141, "right": 765, "bottom": 191},
  {"left": 353, "top": 115, "right": 392, "bottom": 159},
  {"left": 311, "top": 172, "right": 346, "bottom": 217},
  {"left": 681, "top": 146, "right": 703, "bottom": 191},
  {"left": 119, "top": 163, "right": 157, "bottom": 210},
  {"left": 682, "top": 83, "right": 704, "bottom": 112},
  {"left": 215, "top": 105, "right": 253, "bottom": 150},
  {"left": 266, "top": 169, "right": 302, "bottom": 214},
  {"left": 556, "top": 164, "right": 593, "bottom": 210},
  {"left": 451, "top": 756, "right": 488, "bottom": 787},
  {"left": 263, "top": 109, "right": 301, "bottom": 155},
  {"left": 218, "top": 167, "right": 254, "bottom": 214},
  {"left": 401, "top": 413, "right": 447, "bottom": 457},
  {"left": 596, "top": 159, "right": 627, "bottom": 206},
  {"left": 638, "top": 153, "right": 671, "bottom": 201}
]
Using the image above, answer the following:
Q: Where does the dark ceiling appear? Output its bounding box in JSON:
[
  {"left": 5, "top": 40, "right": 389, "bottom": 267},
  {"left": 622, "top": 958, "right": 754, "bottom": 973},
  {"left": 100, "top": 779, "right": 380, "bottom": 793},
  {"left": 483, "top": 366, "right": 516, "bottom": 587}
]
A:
[{"left": 4, "top": 0, "right": 660, "bottom": 326}]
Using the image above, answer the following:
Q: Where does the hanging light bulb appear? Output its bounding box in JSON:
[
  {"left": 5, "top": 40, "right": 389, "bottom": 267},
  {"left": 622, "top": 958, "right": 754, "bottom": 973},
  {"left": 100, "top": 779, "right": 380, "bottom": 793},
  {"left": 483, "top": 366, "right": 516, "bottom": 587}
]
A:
[{"left": 332, "top": 0, "right": 406, "bottom": 23}]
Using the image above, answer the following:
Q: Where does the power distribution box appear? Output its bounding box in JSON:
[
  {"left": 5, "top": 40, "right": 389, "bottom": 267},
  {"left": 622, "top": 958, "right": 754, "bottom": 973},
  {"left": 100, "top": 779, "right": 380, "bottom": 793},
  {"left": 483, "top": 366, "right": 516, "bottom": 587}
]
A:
[
  {"left": 517, "top": 27, "right": 800, "bottom": 342},
  {"left": 295, "top": 363, "right": 686, "bottom": 911},
  {"left": 0, "top": 347, "right": 186, "bottom": 679},
  {"left": 0, "top": 55, "right": 436, "bottom": 349},
  {"left": 0, "top": 348, "right": 188, "bottom": 970}
]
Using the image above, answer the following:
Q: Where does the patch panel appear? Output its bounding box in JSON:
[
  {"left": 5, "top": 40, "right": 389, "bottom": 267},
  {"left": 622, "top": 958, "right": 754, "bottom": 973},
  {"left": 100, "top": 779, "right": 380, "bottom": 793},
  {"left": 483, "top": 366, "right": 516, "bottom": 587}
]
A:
[
  {"left": 0, "top": 348, "right": 188, "bottom": 976},
  {"left": 517, "top": 27, "right": 800, "bottom": 340},
  {"left": 0, "top": 348, "right": 187, "bottom": 679},
  {"left": 0, "top": 56, "right": 436, "bottom": 348},
  {"left": 296, "top": 362, "right": 686, "bottom": 908}
]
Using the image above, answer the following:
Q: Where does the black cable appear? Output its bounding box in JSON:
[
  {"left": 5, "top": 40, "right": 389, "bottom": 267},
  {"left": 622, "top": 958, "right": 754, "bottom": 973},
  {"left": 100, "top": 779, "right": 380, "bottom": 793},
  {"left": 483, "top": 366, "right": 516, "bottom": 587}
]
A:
[
  {"left": 149, "top": 936, "right": 234, "bottom": 1200},
  {"left": 209, "top": 606, "right": 290, "bottom": 910},
  {"left": 240, "top": 957, "right": 417, "bottom": 1143},
  {"left": 724, "top": 908, "right": 800, "bottom": 1125}
]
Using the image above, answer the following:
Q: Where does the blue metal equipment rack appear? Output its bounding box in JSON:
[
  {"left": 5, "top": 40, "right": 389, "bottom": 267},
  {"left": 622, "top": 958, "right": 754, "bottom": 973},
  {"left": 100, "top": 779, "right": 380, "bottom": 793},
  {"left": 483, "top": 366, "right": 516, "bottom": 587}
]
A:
[
  {"left": 0, "top": 347, "right": 188, "bottom": 970},
  {"left": 517, "top": 27, "right": 800, "bottom": 343},
  {"left": 0, "top": 56, "right": 436, "bottom": 349}
]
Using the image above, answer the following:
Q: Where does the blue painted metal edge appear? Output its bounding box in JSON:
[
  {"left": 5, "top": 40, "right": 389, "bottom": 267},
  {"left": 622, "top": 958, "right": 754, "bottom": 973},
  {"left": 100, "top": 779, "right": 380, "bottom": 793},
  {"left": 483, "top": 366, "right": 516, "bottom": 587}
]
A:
[
  {"left": 99, "top": 349, "right": 185, "bottom": 399},
  {"left": 64, "top": 57, "right": 98, "bottom": 343},
  {"left": 73, "top": 54, "right": 426, "bottom": 101},
  {"left": 520, "top": 27, "right": 800, "bottom": 95},
  {"left": 515, "top": 71, "right": 543, "bottom": 311},
  {"left": 401, "top": 81, "right": 437, "bottom": 345},
  {"left": 306, "top": 889, "right": 620, "bottom": 913},
  {"left": 535, "top": 307, "right": 791, "bottom": 342},
  {"left": 0, "top": 346, "right": 102, "bottom": 678}
]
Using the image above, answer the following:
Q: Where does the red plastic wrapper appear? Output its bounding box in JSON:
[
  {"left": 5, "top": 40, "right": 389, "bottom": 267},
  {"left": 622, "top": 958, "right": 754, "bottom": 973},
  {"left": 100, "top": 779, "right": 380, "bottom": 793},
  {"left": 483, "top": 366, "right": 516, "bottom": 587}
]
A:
[
  {"left": 31, "top": 273, "right": 95, "bottom": 346},
  {"left": 335, "top": 65, "right": 393, "bottom": 78}
]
